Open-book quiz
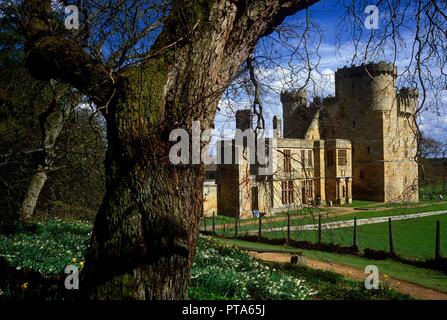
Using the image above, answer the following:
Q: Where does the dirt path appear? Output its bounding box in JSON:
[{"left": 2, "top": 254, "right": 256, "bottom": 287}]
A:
[{"left": 249, "top": 251, "right": 447, "bottom": 300}]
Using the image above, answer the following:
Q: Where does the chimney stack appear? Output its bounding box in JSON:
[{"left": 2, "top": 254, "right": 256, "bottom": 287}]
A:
[{"left": 273, "top": 116, "right": 282, "bottom": 138}]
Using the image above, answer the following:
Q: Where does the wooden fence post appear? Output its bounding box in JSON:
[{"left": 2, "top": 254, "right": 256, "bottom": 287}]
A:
[
  {"left": 353, "top": 217, "right": 357, "bottom": 250},
  {"left": 223, "top": 223, "right": 226, "bottom": 234},
  {"left": 203, "top": 216, "right": 207, "bottom": 232},
  {"left": 318, "top": 214, "right": 322, "bottom": 245},
  {"left": 388, "top": 218, "right": 395, "bottom": 257},
  {"left": 258, "top": 215, "right": 262, "bottom": 241},
  {"left": 435, "top": 220, "right": 441, "bottom": 261},
  {"left": 212, "top": 211, "right": 215, "bottom": 234}
]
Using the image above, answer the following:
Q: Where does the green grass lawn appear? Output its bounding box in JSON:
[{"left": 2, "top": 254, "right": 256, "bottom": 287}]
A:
[
  {"left": 341, "top": 200, "right": 381, "bottom": 208},
  {"left": 218, "top": 238, "right": 447, "bottom": 294},
  {"left": 290, "top": 214, "right": 447, "bottom": 260},
  {"left": 203, "top": 199, "right": 447, "bottom": 229},
  {"left": 213, "top": 201, "right": 447, "bottom": 237},
  {"left": 201, "top": 207, "right": 328, "bottom": 229},
  {"left": 235, "top": 213, "right": 447, "bottom": 261},
  {"left": 213, "top": 208, "right": 325, "bottom": 235},
  {"left": 328, "top": 201, "right": 447, "bottom": 223}
]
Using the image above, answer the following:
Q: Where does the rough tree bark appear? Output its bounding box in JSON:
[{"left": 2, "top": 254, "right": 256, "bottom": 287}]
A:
[
  {"left": 23, "top": 0, "right": 318, "bottom": 299},
  {"left": 20, "top": 94, "right": 68, "bottom": 220},
  {"left": 20, "top": 165, "right": 48, "bottom": 220}
]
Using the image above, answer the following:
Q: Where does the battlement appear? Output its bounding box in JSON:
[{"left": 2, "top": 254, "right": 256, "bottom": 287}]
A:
[
  {"left": 398, "top": 87, "right": 418, "bottom": 116},
  {"left": 310, "top": 96, "right": 338, "bottom": 108},
  {"left": 280, "top": 89, "right": 307, "bottom": 107},
  {"left": 336, "top": 61, "right": 397, "bottom": 79}
]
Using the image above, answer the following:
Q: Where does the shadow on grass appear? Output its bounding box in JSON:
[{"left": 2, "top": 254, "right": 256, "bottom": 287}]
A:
[{"left": 0, "top": 256, "right": 79, "bottom": 300}]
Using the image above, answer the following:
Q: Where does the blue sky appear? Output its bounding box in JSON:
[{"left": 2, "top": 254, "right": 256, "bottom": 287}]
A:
[{"left": 213, "top": 0, "right": 447, "bottom": 143}]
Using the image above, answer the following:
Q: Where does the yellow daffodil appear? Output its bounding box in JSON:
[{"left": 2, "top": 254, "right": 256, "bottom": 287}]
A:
[
  {"left": 72, "top": 257, "right": 77, "bottom": 263},
  {"left": 21, "top": 282, "right": 29, "bottom": 290}
]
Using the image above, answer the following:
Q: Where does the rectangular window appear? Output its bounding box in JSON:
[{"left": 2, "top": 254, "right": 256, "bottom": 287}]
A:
[
  {"left": 301, "top": 150, "right": 306, "bottom": 167},
  {"left": 307, "top": 180, "right": 313, "bottom": 199},
  {"left": 288, "top": 180, "right": 294, "bottom": 204},
  {"left": 308, "top": 150, "right": 313, "bottom": 167},
  {"left": 281, "top": 180, "right": 294, "bottom": 204},
  {"left": 284, "top": 149, "right": 291, "bottom": 172},
  {"left": 281, "top": 181, "right": 287, "bottom": 204},
  {"left": 302, "top": 180, "right": 313, "bottom": 204},
  {"left": 338, "top": 150, "right": 347, "bottom": 166}
]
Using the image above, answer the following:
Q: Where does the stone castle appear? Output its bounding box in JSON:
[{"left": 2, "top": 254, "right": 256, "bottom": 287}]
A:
[{"left": 203, "top": 62, "right": 419, "bottom": 218}]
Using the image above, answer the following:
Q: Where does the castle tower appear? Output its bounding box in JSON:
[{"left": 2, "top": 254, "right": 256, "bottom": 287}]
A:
[
  {"left": 390, "top": 87, "right": 419, "bottom": 201},
  {"left": 281, "top": 89, "right": 321, "bottom": 140},
  {"left": 281, "top": 89, "right": 307, "bottom": 138},
  {"left": 323, "top": 62, "right": 418, "bottom": 202},
  {"left": 235, "top": 109, "right": 253, "bottom": 131}
]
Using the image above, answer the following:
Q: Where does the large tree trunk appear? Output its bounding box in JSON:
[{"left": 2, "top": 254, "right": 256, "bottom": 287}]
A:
[
  {"left": 24, "top": 0, "right": 318, "bottom": 299},
  {"left": 81, "top": 66, "right": 208, "bottom": 299},
  {"left": 82, "top": 143, "right": 204, "bottom": 299}
]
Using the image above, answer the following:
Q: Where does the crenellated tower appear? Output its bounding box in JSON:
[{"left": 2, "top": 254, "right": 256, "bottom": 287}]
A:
[
  {"left": 281, "top": 89, "right": 321, "bottom": 140},
  {"left": 320, "top": 61, "right": 419, "bottom": 202},
  {"left": 281, "top": 89, "right": 307, "bottom": 138}
]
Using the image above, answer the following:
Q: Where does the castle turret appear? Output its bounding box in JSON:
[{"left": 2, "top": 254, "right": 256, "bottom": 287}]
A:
[
  {"left": 335, "top": 61, "right": 397, "bottom": 112},
  {"left": 235, "top": 109, "right": 252, "bottom": 131},
  {"left": 280, "top": 89, "right": 307, "bottom": 115},
  {"left": 398, "top": 87, "right": 418, "bottom": 115}
]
